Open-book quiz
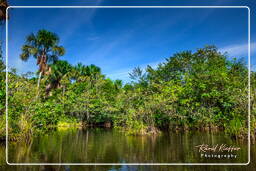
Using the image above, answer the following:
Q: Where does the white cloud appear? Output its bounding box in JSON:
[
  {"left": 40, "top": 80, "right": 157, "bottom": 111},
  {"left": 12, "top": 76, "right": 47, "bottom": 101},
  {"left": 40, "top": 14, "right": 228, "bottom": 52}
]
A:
[{"left": 219, "top": 42, "right": 255, "bottom": 58}]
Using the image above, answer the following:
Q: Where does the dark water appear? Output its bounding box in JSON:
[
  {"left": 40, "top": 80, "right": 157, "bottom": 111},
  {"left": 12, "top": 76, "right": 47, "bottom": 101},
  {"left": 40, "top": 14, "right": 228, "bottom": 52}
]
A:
[{"left": 0, "top": 128, "right": 255, "bottom": 170}]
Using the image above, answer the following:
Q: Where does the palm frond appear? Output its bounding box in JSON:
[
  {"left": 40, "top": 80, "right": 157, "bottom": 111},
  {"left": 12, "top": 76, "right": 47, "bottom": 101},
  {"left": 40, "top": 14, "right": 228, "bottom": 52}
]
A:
[
  {"left": 20, "top": 53, "right": 29, "bottom": 61},
  {"left": 26, "top": 33, "right": 37, "bottom": 45},
  {"left": 52, "top": 45, "right": 65, "bottom": 56},
  {"left": 20, "top": 45, "right": 31, "bottom": 61}
]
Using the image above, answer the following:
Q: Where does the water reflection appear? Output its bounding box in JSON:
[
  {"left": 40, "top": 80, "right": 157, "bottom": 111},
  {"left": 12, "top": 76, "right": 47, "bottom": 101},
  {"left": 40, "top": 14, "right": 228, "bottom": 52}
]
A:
[{"left": 7, "top": 128, "right": 248, "bottom": 164}]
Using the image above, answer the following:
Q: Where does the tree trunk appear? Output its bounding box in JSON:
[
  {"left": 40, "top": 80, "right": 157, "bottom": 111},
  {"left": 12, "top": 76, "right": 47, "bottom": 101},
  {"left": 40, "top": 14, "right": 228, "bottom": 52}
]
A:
[
  {"left": 62, "top": 86, "right": 65, "bottom": 115},
  {"left": 36, "top": 71, "right": 42, "bottom": 99},
  {"left": 86, "top": 104, "right": 89, "bottom": 122}
]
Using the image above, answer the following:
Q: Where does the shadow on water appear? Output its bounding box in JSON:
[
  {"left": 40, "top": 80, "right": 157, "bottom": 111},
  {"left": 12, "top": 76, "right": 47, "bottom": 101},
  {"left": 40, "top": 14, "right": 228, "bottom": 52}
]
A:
[{"left": 0, "top": 128, "right": 255, "bottom": 170}]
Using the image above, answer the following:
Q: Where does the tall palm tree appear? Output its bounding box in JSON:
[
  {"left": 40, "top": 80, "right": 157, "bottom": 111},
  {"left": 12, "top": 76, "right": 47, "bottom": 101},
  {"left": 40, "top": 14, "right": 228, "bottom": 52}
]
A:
[
  {"left": 0, "top": 0, "right": 8, "bottom": 69},
  {"left": 0, "top": 0, "right": 8, "bottom": 73},
  {"left": 20, "top": 30, "right": 65, "bottom": 97},
  {"left": 0, "top": 0, "right": 8, "bottom": 115},
  {"left": 0, "top": 0, "right": 8, "bottom": 24}
]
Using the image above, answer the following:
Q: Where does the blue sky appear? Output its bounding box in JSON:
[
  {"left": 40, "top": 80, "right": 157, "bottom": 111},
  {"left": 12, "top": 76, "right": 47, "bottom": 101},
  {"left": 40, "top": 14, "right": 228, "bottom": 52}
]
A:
[{"left": 4, "top": 0, "right": 256, "bottom": 82}]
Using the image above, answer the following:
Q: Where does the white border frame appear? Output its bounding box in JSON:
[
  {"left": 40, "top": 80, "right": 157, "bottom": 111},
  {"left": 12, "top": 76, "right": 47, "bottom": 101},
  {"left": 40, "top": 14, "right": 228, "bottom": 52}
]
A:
[{"left": 5, "top": 6, "right": 251, "bottom": 166}]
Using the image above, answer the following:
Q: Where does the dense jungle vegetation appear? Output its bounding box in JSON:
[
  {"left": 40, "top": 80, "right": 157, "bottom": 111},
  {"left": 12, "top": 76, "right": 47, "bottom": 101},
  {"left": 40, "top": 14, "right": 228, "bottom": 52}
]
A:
[{"left": 0, "top": 29, "right": 255, "bottom": 141}]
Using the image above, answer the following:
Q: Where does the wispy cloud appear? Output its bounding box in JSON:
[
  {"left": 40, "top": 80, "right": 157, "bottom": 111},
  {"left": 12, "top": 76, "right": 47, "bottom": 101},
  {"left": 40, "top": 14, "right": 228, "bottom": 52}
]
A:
[
  {"left": 219, "top": 42, "right": 256, "bottom": 58},
  {"left": 106, "top": 60, "right": 163, "bottom": 82},
  {"left": 51, "top": 0, "right": 103, "bottom": 44},
  {"left": 8, "top": 0, "right": 103, "bottom": 74},
  {"left": 108, "top": 41, "right": 256, "bottom": 81},
  {"left": 87, "top": 36, "right": 100, "bottom": 41},
  {"left": 9, "top": 55, "right": 37, "bottom": 74}
]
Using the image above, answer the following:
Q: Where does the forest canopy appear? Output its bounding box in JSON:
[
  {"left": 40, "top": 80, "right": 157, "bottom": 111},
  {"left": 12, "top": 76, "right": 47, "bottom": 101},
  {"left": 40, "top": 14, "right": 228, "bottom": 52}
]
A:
[{"left": 0, "top": 30, "right": 255, "bottom": 140}]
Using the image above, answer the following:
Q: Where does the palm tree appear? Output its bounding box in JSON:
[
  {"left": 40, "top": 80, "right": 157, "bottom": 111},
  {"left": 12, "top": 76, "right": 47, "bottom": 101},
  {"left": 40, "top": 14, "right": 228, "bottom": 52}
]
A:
[
  {"left": 114, "top": 79, "right": 123, "bottom": 90},
  {"left": 20, "top": 30, "right": 65, "bottom": 97},
  {"left": 86, "top": 64, "right": 101, "bottom": 79},
  {"left": 0, "top": 0, "right": 8, "bottom": 73},
  {"left": 0, "top": 0, "right": 8, "bottom": 24},
  {"left": 73, "top": 62, "right": 88, "bottom": 81},
  {"left": 0, "top": 0, "right": 8, "bottom": 69},
  {"left": 73, "top": 63, "right": 101, "bottom": 83},
  {"left": 85, "top": 64, "right": 101, "bottom": 90},
  {"left": 46, "top": 60, "right": 72, "bottom": 95}
]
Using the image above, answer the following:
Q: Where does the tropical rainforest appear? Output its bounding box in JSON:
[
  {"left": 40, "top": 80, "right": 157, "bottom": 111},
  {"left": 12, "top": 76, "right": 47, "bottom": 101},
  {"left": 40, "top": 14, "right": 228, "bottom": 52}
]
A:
[{"left": 0, "top": 28, "right": 255, "bottom": 142}]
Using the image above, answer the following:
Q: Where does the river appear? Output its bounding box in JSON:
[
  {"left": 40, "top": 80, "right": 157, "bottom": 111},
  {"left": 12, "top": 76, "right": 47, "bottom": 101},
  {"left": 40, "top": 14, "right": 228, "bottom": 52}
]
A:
[{"left": 0, "top": 128, "right": 255, "bottom": 170}]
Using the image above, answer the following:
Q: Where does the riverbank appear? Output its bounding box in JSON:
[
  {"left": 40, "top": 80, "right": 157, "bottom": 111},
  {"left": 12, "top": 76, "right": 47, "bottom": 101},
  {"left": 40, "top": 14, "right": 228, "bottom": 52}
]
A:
[{"left": 1, "top": 120, "right": 255, "bottom": 143}]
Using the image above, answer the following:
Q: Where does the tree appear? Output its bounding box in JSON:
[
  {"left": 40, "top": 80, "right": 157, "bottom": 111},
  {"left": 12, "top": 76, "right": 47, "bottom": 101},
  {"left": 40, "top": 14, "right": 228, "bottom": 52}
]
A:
[
  {"left": 0, "top": 43, "right": 4, "bottom": 72},
  {"left": 0, "top": 44, "right": 4, "bottom": 115},
  {"left": 20, "top": 30, "right": 65, "bottom": 97},
  {"left": 0, "top": 0, "right": 8, "bottom": 24},
  {"left": 73, "top": 63, "right": 88, "bottom": 82},
  {"left": 0, "top": 0, "right": 8, "bottom": 112},
  {"left": 73, "top": 63, "right": 101, "bottom": 85},
  {"left": 129, "top": 66, "right": 148, "bottom": 88},
  {"left": 114, "top": 79, "right": 122, "bottom": 91},
  {"left": 86, "top": 64, "right": 101, "bottom": 78},
  {"left": 86, "top": 64, "right": 101, "bottom": 87},
  {"left": 46, "top": 60, "right": 72, "bottom": 95}
]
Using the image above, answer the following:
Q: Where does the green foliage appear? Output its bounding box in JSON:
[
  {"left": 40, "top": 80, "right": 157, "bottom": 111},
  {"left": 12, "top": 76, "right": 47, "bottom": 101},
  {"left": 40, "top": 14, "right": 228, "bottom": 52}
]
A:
[
  {"left": 2, "top": 39, "right": 254, "bottom": 138},
  {"left": 20, "top": 30, "right": 65, "bottom": 62},
  {"left": 225, "top": 116, "right": 243, "bottom": 136},
  {"left": 31, "top": 100, "right": 63, "bottom": 128},
  {"left": 0, "top": 43, "right": 5, "bottom": 115},
  {"left": 145, "top": 46, "right": 249, "bottom": 133}
]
